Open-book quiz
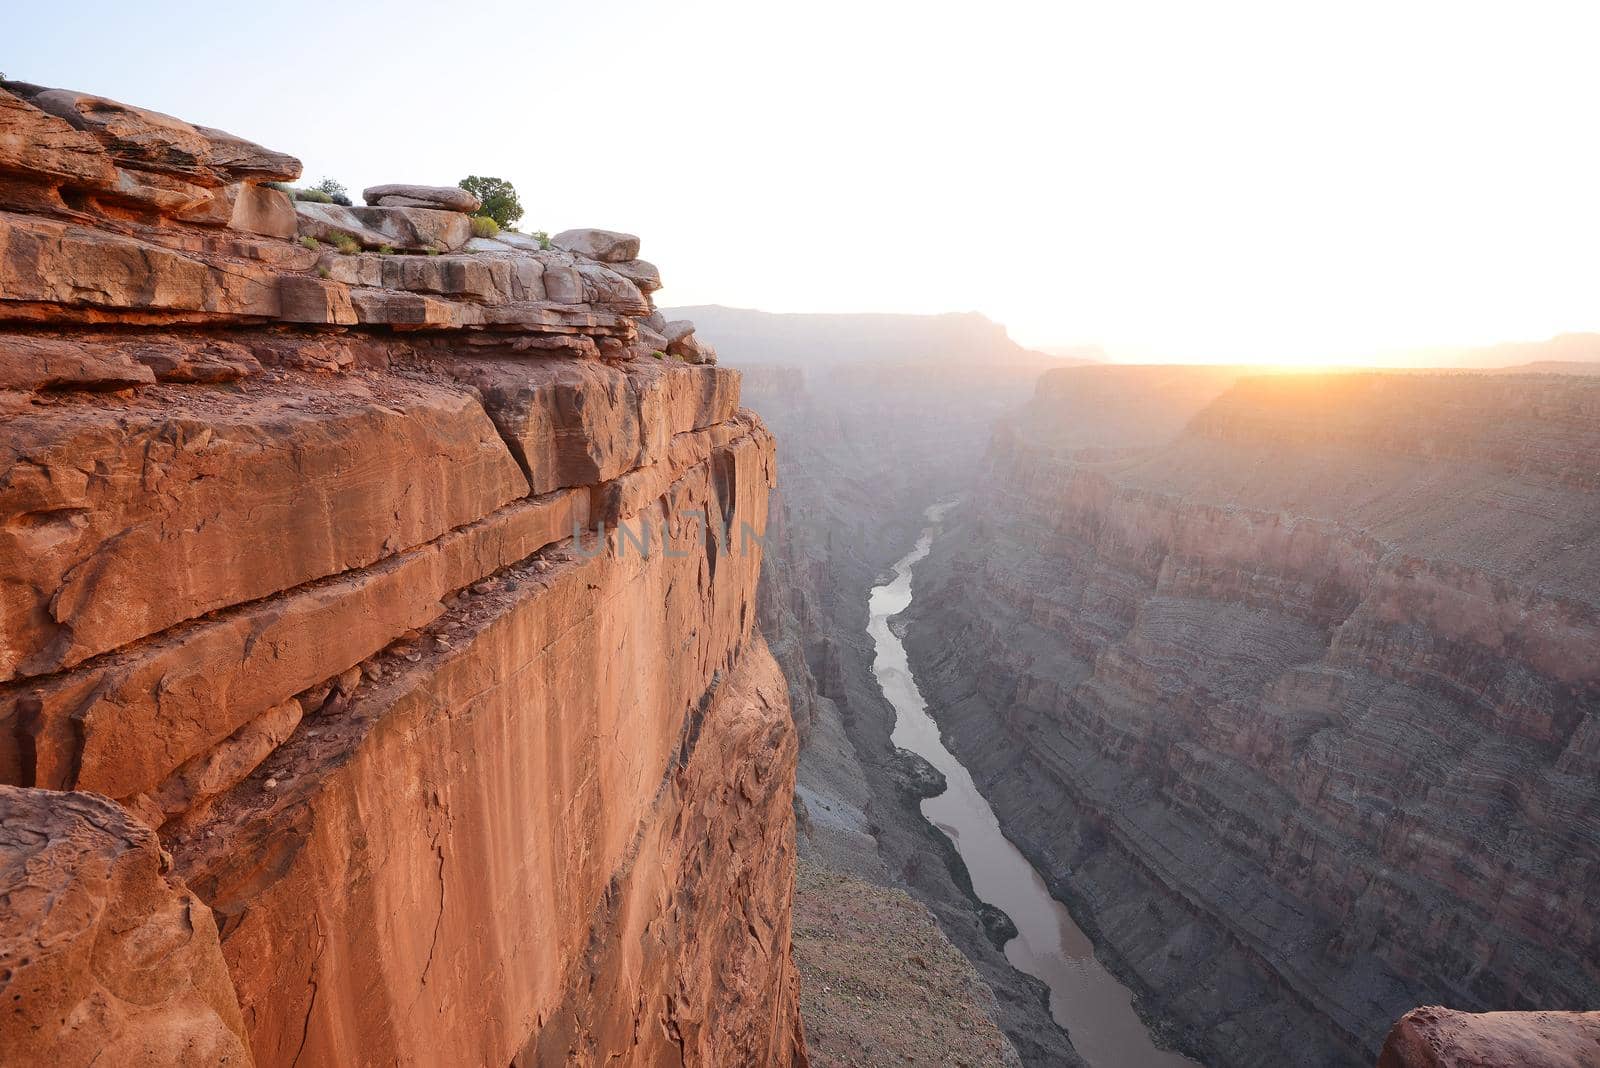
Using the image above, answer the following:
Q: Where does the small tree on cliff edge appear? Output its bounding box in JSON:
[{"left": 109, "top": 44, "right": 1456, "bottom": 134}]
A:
[
  {"left": 310, "top": 178, "right": 351, "bottom": 206},
  {"left": 459, "top": 176, "right": 523, "bottom": 229}
]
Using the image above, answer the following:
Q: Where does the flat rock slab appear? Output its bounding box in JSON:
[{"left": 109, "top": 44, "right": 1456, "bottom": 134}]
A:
[
  {"left": 0, "top": 786, "right": 253, "bottom": 1067},
  {"left": 552, "top": 228, "right": 640, "bottom": 263},
  {"left": 363, "top": 183, "right": 480, "bottom": 213},
  {"left": 0, "top": 335, "right": 155, "bottom": 391},
  {"left": 0, "top": 375, "right": 528, "bottom": 680}
]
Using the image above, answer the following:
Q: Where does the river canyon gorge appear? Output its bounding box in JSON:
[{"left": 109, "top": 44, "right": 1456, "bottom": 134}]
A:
[{"left": 2, "top": 77, "right": 1599, "bottom": 1068}]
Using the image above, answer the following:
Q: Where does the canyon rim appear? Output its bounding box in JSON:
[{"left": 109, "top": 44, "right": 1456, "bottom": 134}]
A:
[{"left": 4, "top": 14, "right": 1600, "bottom": 1067}]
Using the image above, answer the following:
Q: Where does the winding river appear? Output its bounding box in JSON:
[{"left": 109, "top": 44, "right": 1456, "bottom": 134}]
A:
[{"left": 869, "top": 508, "right": 1199, "bottom": 1068}]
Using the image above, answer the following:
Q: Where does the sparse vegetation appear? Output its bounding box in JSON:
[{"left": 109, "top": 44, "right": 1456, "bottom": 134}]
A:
[
  {"left": 377, "top": 244, "right": 397, "bottom": 255},
  {"left": 299, "top": 236, "right": 321, "bottom": 251},
  {"left": 310, "top": 178, "right": 352, "bottom": 206},
  {"left": 329, "top": 232, "right": 361, "bottom": 255},
  {"left": 652, "top": 350, "right": 666, "bottom": 360},
  {"left": 425, "top": 246, "right": 441, "bottom": 256},
  {"left": 266, "top": 180, "right": 344, "bottom": 204},
  {"left": 470, "top": 216, "right": 501, "bottom": 239},
  {"left": 458, "top": 176, "right": 523, "bottom": 229},
  {"left": 316, "top": 265, "right": 331, "bottom": 279},
  {"left": 531, "top": 229, "right": 552, "bottom": 250}
]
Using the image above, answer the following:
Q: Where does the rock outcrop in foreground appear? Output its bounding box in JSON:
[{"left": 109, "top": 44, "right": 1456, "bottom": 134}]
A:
[
  {"left": 1378, "top": 1006, "right": 1600, "bottom": 1067},
  {"left": 0, "top": 81, "right": 803, "bottom": 1066},
  {"left": 906, "top": 365, "right": 1600, "bottom": 1065}
]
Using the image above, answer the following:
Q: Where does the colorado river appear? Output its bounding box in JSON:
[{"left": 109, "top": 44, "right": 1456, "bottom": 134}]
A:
[{"left": 869, "top": 509, "right": 1199, "bottom": 1068}]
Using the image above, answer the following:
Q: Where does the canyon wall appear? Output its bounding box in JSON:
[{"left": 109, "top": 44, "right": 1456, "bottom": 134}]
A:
[
  {"left": 0, "top": 82, "right": 803, "bottom": 1066},
  {"left": 740, "top": 351, "right": 1084, "bottom": 1066},
  {"left": 905, "top": 365, "right": 1600, "bottom": 1065}
]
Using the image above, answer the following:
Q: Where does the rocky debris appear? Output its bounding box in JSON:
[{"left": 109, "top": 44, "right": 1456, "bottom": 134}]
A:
[
  {"left": 132, "top": 698, "right": 304, "bottom": 828},
  {"left": 129, "top": 339, "right": 262, "bottom": 382},
  {"left": 1377, "top": 1006, "right": 1600, "bottom": 1067},
  {"left": 793, "top": 859, "right": 1021, "bottom": 1068},
  {"left": 0, "top": 79, "right": 779, "bottom": 1068},
  {"left": 362, "top": 183, "right": 480, "bottom": 212},
  {"left": 552, "top": 227, "right": 640, "bottom": 262},
  {"left": 903, "top": 365, "right": 1600, "bottom": 1066},
  {"left": 0, "top": 787, "right": 252, "bottom": 1067}
]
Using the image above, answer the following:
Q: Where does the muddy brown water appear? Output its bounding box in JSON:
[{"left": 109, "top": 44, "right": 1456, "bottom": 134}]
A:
[{"left": 870, "top": 509, "right": 1200, "bottom": 1068}]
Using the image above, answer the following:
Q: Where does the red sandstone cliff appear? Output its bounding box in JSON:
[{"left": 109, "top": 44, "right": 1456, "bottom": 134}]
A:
[
  {"left": 904, "top": 365, "right": 1600, "bottom": 1065},
  {"left": 0, "top": 81, "right": 804, "bottom": 1066}
]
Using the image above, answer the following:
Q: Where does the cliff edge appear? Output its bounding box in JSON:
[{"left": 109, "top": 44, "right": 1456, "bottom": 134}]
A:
[{"left": 0, "top": 82, "right": 804, "bottom": 1066}]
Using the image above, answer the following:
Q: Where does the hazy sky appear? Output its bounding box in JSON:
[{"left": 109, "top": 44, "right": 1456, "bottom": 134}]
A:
[{"left": 10, "top": 1, "right": 1599, "bottom": 362}]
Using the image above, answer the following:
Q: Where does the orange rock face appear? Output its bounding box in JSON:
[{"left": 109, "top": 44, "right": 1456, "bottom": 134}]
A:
[
  {"left": 0, "top": 79, "right": 803, "bottom": 1067},
  {"left": 1378, "top": 1006, "right": 1600, "bottom": 1067},
  {"left": 0, "top": 787, "right": 252, "bottom": 1068}
]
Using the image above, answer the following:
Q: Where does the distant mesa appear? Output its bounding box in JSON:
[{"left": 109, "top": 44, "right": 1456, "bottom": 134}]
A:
[{"left": 660, "top": 304, "right": 1060, "bottom": 368}]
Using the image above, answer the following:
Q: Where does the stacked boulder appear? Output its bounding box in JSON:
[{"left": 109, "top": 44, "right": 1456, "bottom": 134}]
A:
[{"left": 363, "top": 183, "right": 481, "bottom": 212}]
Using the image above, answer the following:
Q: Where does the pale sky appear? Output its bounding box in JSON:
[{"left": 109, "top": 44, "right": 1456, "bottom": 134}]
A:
[{"left": 9, "top": 1, "right": 1600, "bottom": 363}]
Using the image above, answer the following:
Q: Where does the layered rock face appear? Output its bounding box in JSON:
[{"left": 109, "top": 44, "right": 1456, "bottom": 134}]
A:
[
  {"left": 905, "top": 365, "right": 1600, "bottom": 1065},
  {"left": 0, "top": 82, "right": 802, "bottom": 1066}
]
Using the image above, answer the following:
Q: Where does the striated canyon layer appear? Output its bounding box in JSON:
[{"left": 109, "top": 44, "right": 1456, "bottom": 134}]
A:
[
  {"left": 0, "top": 81, "right": 804, "bottom": 1066},
  {"left": 905, "top": 364, "right": 1600, "bottom": 1065}
]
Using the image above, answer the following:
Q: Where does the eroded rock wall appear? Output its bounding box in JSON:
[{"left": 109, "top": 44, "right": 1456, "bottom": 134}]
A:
[
  {"left": 905, "top": 365, "right": 1600, "bottom": 1065},
  {"left": 0, "top": 81, "right": 802, "bottom": 1067}
]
